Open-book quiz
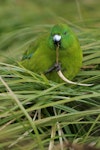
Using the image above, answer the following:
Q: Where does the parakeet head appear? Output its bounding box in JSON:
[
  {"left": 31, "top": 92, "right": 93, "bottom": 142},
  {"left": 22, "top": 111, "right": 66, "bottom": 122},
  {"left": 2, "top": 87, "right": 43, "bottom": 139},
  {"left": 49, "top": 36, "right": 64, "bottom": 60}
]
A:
[{"left": 48, "top": 24, "right": 77, "bottom": 50}]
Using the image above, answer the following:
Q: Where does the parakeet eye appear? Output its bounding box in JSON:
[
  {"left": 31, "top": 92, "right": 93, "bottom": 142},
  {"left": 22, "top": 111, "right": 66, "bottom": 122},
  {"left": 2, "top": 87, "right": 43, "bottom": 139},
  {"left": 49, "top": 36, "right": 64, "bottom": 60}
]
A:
[{"left": 64, "top": 31, "right": 67, "bottom": 35}]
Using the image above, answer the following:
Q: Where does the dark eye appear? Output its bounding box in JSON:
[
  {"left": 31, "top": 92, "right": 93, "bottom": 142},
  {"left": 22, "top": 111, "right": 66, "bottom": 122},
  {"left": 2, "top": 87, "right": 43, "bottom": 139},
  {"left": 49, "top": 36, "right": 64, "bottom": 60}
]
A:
[{"left": 64, "top": 31, "right": 67, "bottom": 35}]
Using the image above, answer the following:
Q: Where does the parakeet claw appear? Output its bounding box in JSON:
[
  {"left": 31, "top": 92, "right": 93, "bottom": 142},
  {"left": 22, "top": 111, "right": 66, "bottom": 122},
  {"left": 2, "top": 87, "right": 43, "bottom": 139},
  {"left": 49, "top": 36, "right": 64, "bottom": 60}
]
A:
[
  {"left": 44, "top": 63, "right": 61, "bottom": 74},
  {"left": 54, "top": 63, "right": 61, "bottom": 72}
]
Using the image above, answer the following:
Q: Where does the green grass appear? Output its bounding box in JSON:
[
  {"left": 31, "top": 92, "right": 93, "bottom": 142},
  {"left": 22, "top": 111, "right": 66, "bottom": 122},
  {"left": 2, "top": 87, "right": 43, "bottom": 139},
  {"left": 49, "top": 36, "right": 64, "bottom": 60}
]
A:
[{"left": 0, "top": 0, "right": 100, "bottom": 150}]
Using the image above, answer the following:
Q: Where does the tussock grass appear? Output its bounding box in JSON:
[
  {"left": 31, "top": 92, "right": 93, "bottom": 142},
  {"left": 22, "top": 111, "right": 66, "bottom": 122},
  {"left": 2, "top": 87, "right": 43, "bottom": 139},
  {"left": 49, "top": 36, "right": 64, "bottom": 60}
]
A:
[{"left": 0, "top": 0, "right": 100, "bottom": 149}]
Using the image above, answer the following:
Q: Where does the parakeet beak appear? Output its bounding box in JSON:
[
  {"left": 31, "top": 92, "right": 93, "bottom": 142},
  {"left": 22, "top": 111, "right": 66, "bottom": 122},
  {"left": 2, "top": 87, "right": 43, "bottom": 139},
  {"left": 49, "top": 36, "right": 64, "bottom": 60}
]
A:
[{"left": 53, "top": 35, "right": 61, "bottom": 45}]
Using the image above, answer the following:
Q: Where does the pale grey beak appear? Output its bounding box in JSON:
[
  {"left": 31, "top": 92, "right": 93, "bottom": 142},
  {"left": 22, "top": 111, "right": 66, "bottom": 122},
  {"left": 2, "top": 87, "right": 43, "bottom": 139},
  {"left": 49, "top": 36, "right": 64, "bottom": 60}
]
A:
[{"left": 53, "top": 35, "right": 61, "bottom": 43}]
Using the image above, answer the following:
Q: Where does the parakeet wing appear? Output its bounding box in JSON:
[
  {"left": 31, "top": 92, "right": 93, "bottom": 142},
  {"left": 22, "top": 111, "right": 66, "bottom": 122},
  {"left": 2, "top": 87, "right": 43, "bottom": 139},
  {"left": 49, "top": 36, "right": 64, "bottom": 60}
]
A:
[
  {"left": 22, "top": 33, "right": 49, "bottom": 60},
  {"left": 22, "top": 39, "right": 39, "bottom": 60}
]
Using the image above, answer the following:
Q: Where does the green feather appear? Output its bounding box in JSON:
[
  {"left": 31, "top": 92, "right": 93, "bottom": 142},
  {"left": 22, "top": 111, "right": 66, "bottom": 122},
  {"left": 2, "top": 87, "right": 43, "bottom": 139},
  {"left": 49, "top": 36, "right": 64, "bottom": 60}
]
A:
[{"left": 20, "top": 24, "right": 82, "bottom": 83}]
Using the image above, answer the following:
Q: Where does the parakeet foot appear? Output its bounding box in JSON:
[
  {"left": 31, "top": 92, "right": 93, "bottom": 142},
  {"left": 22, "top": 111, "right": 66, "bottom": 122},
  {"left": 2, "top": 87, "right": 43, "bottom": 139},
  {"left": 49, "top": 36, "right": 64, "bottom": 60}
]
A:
[
  {"left": 45, "top": 63, "right": 61, "bottom": 74},
  {"left": 55, "top": 63, "right": 61, "bottom": 72}
]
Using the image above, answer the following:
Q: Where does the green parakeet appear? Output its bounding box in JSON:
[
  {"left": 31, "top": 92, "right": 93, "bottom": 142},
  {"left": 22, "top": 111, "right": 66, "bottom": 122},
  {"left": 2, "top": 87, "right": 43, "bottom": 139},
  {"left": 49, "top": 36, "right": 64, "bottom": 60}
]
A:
[{"left": 20, "top": 24, "right": 83, "bottom": 83}]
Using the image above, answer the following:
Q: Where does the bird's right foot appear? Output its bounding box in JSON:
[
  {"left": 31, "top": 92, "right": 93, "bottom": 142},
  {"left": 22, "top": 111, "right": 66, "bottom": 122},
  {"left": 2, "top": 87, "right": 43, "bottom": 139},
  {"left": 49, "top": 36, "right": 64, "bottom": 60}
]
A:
[{"left": 44, "top": 63, "right": 61, "bottom": 74}]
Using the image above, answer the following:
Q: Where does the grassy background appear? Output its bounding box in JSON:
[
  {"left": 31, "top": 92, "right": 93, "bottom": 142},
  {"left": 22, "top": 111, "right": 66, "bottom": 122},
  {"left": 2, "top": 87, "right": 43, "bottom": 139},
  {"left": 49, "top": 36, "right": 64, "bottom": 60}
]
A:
[{"left": 0, "top": 0, "right": 100, "bottom": 150}]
